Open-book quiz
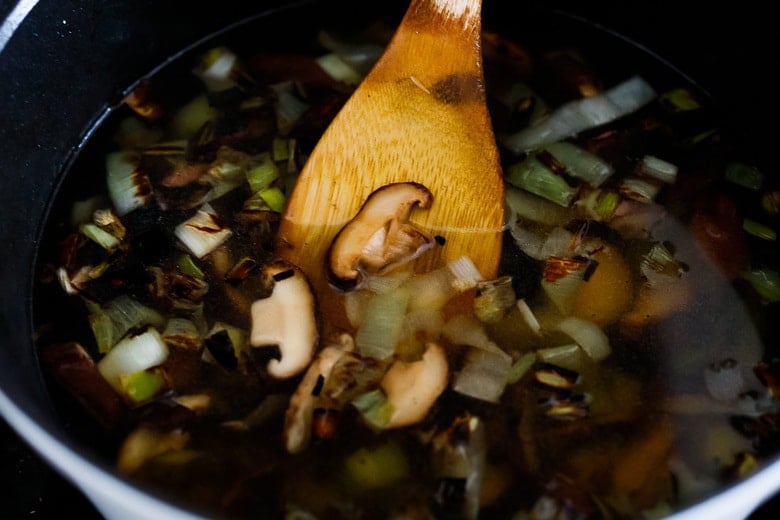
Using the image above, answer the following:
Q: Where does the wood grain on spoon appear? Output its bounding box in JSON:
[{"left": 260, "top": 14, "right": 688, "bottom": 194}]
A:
[{"left": 276, "top": 0, "right": 504, "bottom": 330}]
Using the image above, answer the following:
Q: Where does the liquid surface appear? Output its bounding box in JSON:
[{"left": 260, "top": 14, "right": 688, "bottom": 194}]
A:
[{"left": 32, "top": 5, "right": 780, "bottom": 519}]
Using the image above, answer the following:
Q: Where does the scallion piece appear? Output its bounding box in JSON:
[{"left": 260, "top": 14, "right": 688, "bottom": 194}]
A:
[
  {"left": 556, "top": 316, "right": 611, "bottom": 361},
  {"left": 162, "top": 317, "right": 202, "bottom": 350},
  {"left": 259, "top": 187, "right": 286, "bottom": 213},
  {"left": 79, "top": 222, "right": 120, "bottom": 251},
  {"left": 502, "top": 75, "right": 656, "bottom": 153},
  {"left": 741, "top": 269, "right": 780, "bottom": 303},
  {"left": 620, "top": 176, "right": 661, "bottom": 203},
  {"left": 354, "top": 286, "right": 410, "bottom": 360},
  {"left": 97, "top": 327, "right": 170, "bottom": 393},
  {"left": 504, "top": 186, "right": 572, "bottom": 226},
  {"left": 246, "top": 156, "right": 280, "bottom": 194},
  {"left": 659, "top": 88, "right": 700, "bottom": 112},
  {"left": 272, "top": 138, "right": 289, "bottom": 162},
  {"left": 176, "top": 254, "right": 205, "bottom": 280},
  {"left": 542, "top": 141, "right": 614, "bottom": 187},
  {"left": 507, "top": 156, "right": 579, "bottom": 207},
  {"left": 743, "top": 218, "right": 776, "bottom": 241},
  {"left": 174, "top": 203, "right": 233, "bottom": 258},
  {"left": 452, "top": 347, "right": 512, "bottom": 403},
  {"left": 351, "top": 389, "right": 393, "bottom": 430},
  {"left": 725, "top": 162, "right": 764, "bottom": 191},
  {"left": 105, "top": 151, "right": 152, "bottom": 216},
  {"left": 507, "top": 351, "right": 537, "bottom": 384},
  {"left": 637, "top": 155, "right": 678, "bottom": 184},
  {"left": 316, "top": 53, "right": 363, "bottom": 85},
  {"left": 88, "top": 295, "right": 165, "bottom": 354},
  {"left": 119, "top": 368, "right": 166, "bottom": 404}
]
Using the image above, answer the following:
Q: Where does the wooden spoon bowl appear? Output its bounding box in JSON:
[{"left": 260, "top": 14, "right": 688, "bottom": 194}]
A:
[{"left": 276, "top": 0, "right": 504, "bottom": 330}]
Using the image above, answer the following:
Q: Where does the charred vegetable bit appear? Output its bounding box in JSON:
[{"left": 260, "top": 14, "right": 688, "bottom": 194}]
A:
[{"left": 32, "top": 13, "right": 780, "bottom": 520}]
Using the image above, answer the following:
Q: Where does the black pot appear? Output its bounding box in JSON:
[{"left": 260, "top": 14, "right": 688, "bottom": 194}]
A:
[{"left": 1, "top": 1, "right": 777, "bottom": 518}]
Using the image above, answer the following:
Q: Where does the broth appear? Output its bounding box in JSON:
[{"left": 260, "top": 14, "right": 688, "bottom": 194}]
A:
[{"left": 32, "top": 4, "right": 780, "bottom": 519}]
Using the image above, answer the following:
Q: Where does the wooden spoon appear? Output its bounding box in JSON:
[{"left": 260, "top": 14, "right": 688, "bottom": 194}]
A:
[{"left": 276, "top": 0, "right": 504, "bottom": 330}]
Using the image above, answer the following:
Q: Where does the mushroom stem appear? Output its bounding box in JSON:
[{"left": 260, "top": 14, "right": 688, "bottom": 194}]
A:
[{"left": 250, "top": 261, "right": 318, "bottom": 379}]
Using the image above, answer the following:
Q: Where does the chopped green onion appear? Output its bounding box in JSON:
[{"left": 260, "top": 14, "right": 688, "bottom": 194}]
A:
[
  {"left": 637, "top": 155, "right": 678, "bottom": 184},
  {"left": 316, "top": 53, "right": 363, "bottom": 85},
  {"left": 259, "top": 187, "right": 286, "bottom": 212},
  {"left": 542, "top": 141, "right": 615, "bottom": 187},
  {"left": 741, "top": 269, "right": 780, "bottom": 303},
  {"left": 725, "top": 162, "right": 764, "bottom": 191},
  {"left": 193, "top": 46, "right": 240, "bottom": 92},
  {"left": 355, "top": 286, "right": 410, "bottom": 360},
  {"left": 474, "top": 276, "right": 516, "bottom": 323},
  {"left": 174, "top": 203, "right": 233, "bottom": 258},
  {"left": 272, "top": 82, "right": 310, "bottom": 136},
  {"left": 176, "top": 254, "right": 205, "bottom": 280},
  {"left": 743, "top": 218, "right": 776, "bottom": 241},
  {"left": 536, "top": 344, "right": 587, "bottom": 372},
  {"left": 620, "top": 176, "right": 662, "bottom": 203},
  {"left": 504, "top": 185, "right": 572, "bottom": 226},
  {"left": 119, "top": 368, "right": 166, "bottom": 404},
  {"left": 502, "top": 75, "right": 656, "bottom": 153},
  {"left": 162, "top": 318, "right": 203, "bottom": 350},
  {"left": 88, "top": 295, "right": 165, "bottom": 354},
  {"left": 169, "top": 94, "right": 217, "bottom": 139},
  {"left": 79, "top": 222, "right": 120, "bottom": 251},
  {"left": 452, "top": 347, "right": 512, "bottom": 403},
  {"left": 351, "top": 389, "right": 394, "bottom": 430},
  {"left": 246, "top": 156, "right": 280, "bottom": 193},
  {"left": 272, "top": 138, "right": 289, "bottom": 162},
  {"left": 507, "top": 351, "right": 537, "bottom": 384},
  {"left": 507, "top": 156, "right": 579, "bottom": 207},
  {"left": 659, "top": 88, "right": 700, "bottom": 112},
  {"left": 105, "top": 151, "right": 152, "bottom": 216},
  {"left": 98, "top": 327, "right": 170, "bottom": 392},
  {"left": 556, "top": 316, "right": 611, "bottom": 361}
]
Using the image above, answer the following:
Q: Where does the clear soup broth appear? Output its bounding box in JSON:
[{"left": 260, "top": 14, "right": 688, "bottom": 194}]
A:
[{"left": 33, "top": 3, "right": 780, "bottom": 519}]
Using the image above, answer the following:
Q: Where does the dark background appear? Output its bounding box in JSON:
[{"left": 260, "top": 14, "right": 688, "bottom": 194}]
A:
[{"left": 1, "top": 0, "right": 778, "bottom": 518}]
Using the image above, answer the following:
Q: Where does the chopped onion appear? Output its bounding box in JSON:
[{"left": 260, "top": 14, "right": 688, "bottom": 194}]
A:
[
  {"left": 443, "top": 315, "right": 509, "bottom": 359},
  {"left": 174, "top": 203, "right": 233, "bottom": 258},
  {"left": 555, "top": 316, "right": 610, "bottom": 361},
  {"left": 193, "top": 46, "right": 240, "bottom": 92},
  {"left": 97, "top": 327, "right": 170, "bottom": 392},
  {"left": 502, "top": 75, "right": 657, "bottom": 153}
]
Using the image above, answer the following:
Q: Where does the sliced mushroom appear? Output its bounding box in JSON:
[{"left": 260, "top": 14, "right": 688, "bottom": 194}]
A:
[
  {"left": 250, "top": 260, "right": 318, "bottom": 379},
  {"left": 284, "top": 334, "right": 354, "bottom": 453},
  {"left": 381, "top": 341, "right": 448, "bottom": 428},
  {"left": 326, "top": 182, "right": 434, "bottom": 291}
]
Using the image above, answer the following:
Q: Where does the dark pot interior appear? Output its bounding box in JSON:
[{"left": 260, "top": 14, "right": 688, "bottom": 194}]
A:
[{"left": 1, "top": 0, "right": 777, "bottom": 517}]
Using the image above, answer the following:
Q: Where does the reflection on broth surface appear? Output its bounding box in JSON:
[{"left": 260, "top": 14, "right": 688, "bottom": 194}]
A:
[{"left": 32, "top": 6, "right": 780, "bottom": 520}]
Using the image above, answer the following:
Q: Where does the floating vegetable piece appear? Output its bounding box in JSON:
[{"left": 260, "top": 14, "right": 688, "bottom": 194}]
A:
[
  {"left": 326, "top": 182, "right": 434, "bottom": 291},
  {"left": 284, "top": 336, "right": 353, "bottom": 453},
  {"left": 741, "top": 269, "right": 780, "bottom": 303},
  {"left": 556, "top": 316, "right": 610, "bottom": 361},
  {"left": 174, "top": 203, "right": 233, "bottom": 258},
  {"left": 117, "top": 426, "right": 190, "bottom": 474},
  {"left": 123, "top": 80, "right": 164, "bottom": 121},
  {"left": 474, "top": 276, "right": 516, "bottom": 323},
  {"left": 502, "top": 75, "right": 656, "bottom": 153},
  {"left": 106, "top": 151, "right": 153, "bottom": 216},
  {"left": 344, "top": 442, "right": 410, "bottom": 490},
  {"left": 88, "top": 295, "right": 165, "bottom": 354},
  {"left": 705, "top": 359, "right": 745, "bottom": 402},
  {"left": 316, "top": 53, "right": 364, "bottom": 85},
  {"left": 97, "top": 327, "right": 170, "bottom": 394},
  {"left": 637, "top": 155, "right": 678, "bottom": 184},
  {"left": 250, "top": 261, "right": 318, "bottom": 379},
  {"left": 724, "top": 162, "right": 764, "bottom": 191},
  {"left": 506, "top": 156, "right": 579, "bottom": 207},
  {"left": 380, "top": 342, "right": 448, "bottom": 429},
  {"left": 542, "top": 141, "right": 614, "bottom": 188}
]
